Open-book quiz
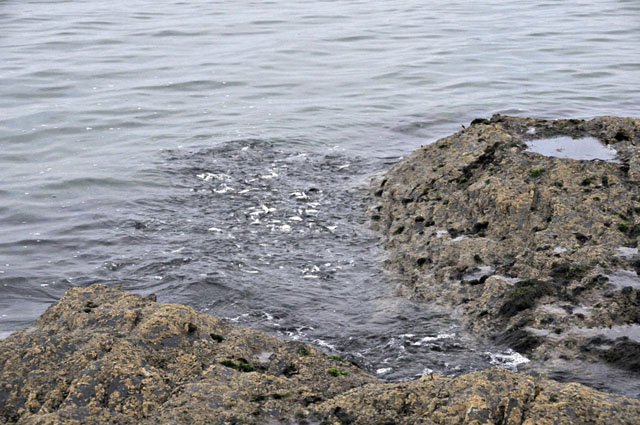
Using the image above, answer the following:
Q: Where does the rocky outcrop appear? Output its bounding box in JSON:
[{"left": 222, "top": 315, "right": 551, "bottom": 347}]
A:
[
  {"left": 1, "top": 284, "right": 639, "bottom": 424},
  {"left": 369, "top": 115, "right": 640, "bottom": 371}
]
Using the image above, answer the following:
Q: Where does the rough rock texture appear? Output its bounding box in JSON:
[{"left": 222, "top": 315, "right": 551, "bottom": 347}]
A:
[
  {"left": 0, "top": 285, "right": 375, "bottom": 424},
  {"left": 1, "top": 284, "right": 639, "bottom": 424},
  {"left": 369, "top": 115, "right": 640, "bottom": 369}
]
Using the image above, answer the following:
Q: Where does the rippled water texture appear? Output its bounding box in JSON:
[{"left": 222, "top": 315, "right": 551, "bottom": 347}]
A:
[{"left": 1, "top": 0, "right": 640, "bottom": 392}]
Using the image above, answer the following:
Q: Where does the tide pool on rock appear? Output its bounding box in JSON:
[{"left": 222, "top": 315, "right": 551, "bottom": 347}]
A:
[{"left": 369, "top": 115, "right": 640, "bottom": 396}]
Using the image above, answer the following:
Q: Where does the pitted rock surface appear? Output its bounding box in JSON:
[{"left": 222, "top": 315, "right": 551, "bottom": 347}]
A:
[
  {"left": 369, "top": 115, "right": 640, "bottom": 370},
  {"left": 1, "top": 284, "right": 639, "bottom": 424}
]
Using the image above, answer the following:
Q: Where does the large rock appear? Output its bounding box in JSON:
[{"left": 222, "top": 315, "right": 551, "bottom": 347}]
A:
[
  {"left": 1, "top": 284, "right": 639, "bottom": 424},
  {"left": 369, "top": 115, "right": 640, "bottom": 370}
]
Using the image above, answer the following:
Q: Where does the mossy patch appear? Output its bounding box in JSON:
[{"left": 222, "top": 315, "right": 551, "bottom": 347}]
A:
[
  {"left": 297, "top": 347, "right": 310, "bottom": 356},
  {"left": 328, "top": 355, "right": 345, "bottom": 362},
  {"left": 220, "top": 359, "right": 256, "bottom": 372},
  {"left": 550, "top": 262, "right": 588, "bottom": 282},
  {"left": 327, "top": 367, "right": 348, "bottom": 377},
  {"left": 529, "top": 168, "right": 543, "bottom": 178}
]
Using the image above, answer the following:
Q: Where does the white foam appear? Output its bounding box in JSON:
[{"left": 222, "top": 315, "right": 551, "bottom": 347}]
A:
[
  {"left": 279, "top": 224, "right": 292, "bottom": 233},
  {"left": 196, "top": 172, "right": 231, "bottom": 182},
  {"left": 290, "top": 191, "right": 308, "bottom": 200},
  {"left": 486, "top": 349, "right": 530, "bottom": 369},
  {"left": 213, "top": 184, "right": 234, "bottom": 194},
  {"left": 526, "top": 136, "right": 618, "bottom": 162},
  {"left": 376, "top": 367, "right": 392, "bottom": 375},
  {"left": 412, "top": 333, "right": 455, "bottom": 346},
  {"left": 313, "top": 339, "right": 336, "bottom": 351}
]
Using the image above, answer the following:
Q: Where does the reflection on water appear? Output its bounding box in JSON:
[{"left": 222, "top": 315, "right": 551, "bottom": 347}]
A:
[
  {"left": 526, "top": 136, "right": 618, "bottom": 161},
  {"left": 1, "top": 0, "right": 640, "bottom": 395}
]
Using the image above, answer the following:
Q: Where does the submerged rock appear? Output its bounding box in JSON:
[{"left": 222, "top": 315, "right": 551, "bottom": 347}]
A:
[
  {"left": 1, "top": 284, "right": 639, "bottom": 424},
  {"left": 369, "top": 115, "right": 640, "bottom": 370}
]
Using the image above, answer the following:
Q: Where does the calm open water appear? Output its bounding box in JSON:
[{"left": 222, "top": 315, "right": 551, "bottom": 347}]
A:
[{"left": 2, "top": 0, "right": 640, "bottom": 394}]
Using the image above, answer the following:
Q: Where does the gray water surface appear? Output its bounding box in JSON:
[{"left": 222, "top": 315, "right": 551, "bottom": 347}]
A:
[
  {"left": 526, "top": 136, "right": 619, "bottom": 161},
  {"left": 2, "top": 0, "right": 640, "bottom": 394}
]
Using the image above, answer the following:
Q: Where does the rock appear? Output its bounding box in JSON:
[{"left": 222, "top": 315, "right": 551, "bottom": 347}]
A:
[
  {"left": 0, "top": 285, "right": 374, "bottom": 424},
  {"left": 1, "top": 284, "right": 639, "bottom": 424},
  {"left": 368, "top": 115, "right": 640, "bottom": 369}
]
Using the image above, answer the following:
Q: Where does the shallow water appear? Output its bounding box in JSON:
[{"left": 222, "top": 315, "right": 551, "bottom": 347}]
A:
[
  {"left": 2, "top": 0, "right": 640, "bottom": 394},
  {"left": 526, "top": 136, "right": 619, "bottom": 161}
]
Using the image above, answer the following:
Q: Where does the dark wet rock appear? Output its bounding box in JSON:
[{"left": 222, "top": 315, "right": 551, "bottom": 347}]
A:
[
  {"left": 582, "top": 337, "right": 640, "bottom": 372},
  {"left": 2, "top": 284, "right": 639, "bottom": 424},
  {"left": 369, "top": 115, "right": 640, "bottom": 368}
]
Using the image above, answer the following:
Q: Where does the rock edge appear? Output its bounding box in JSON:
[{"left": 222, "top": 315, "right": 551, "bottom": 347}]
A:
[{"left": 1, "top": 284, "right": 639, "bottom": 424}]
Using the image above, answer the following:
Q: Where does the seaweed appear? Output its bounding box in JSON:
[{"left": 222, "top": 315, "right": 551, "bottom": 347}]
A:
[
  {"left": 297, "top": 347, "right": 310, "bottom": 356},
  {"left": 529, "top": 168, "right": 543, "bottom": 178},
  {"left": 220, "top": 359, "right": 255, "bottom": 372},
  {"left": 327, "top": 367, "right": 348, "bottom": 377}
]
